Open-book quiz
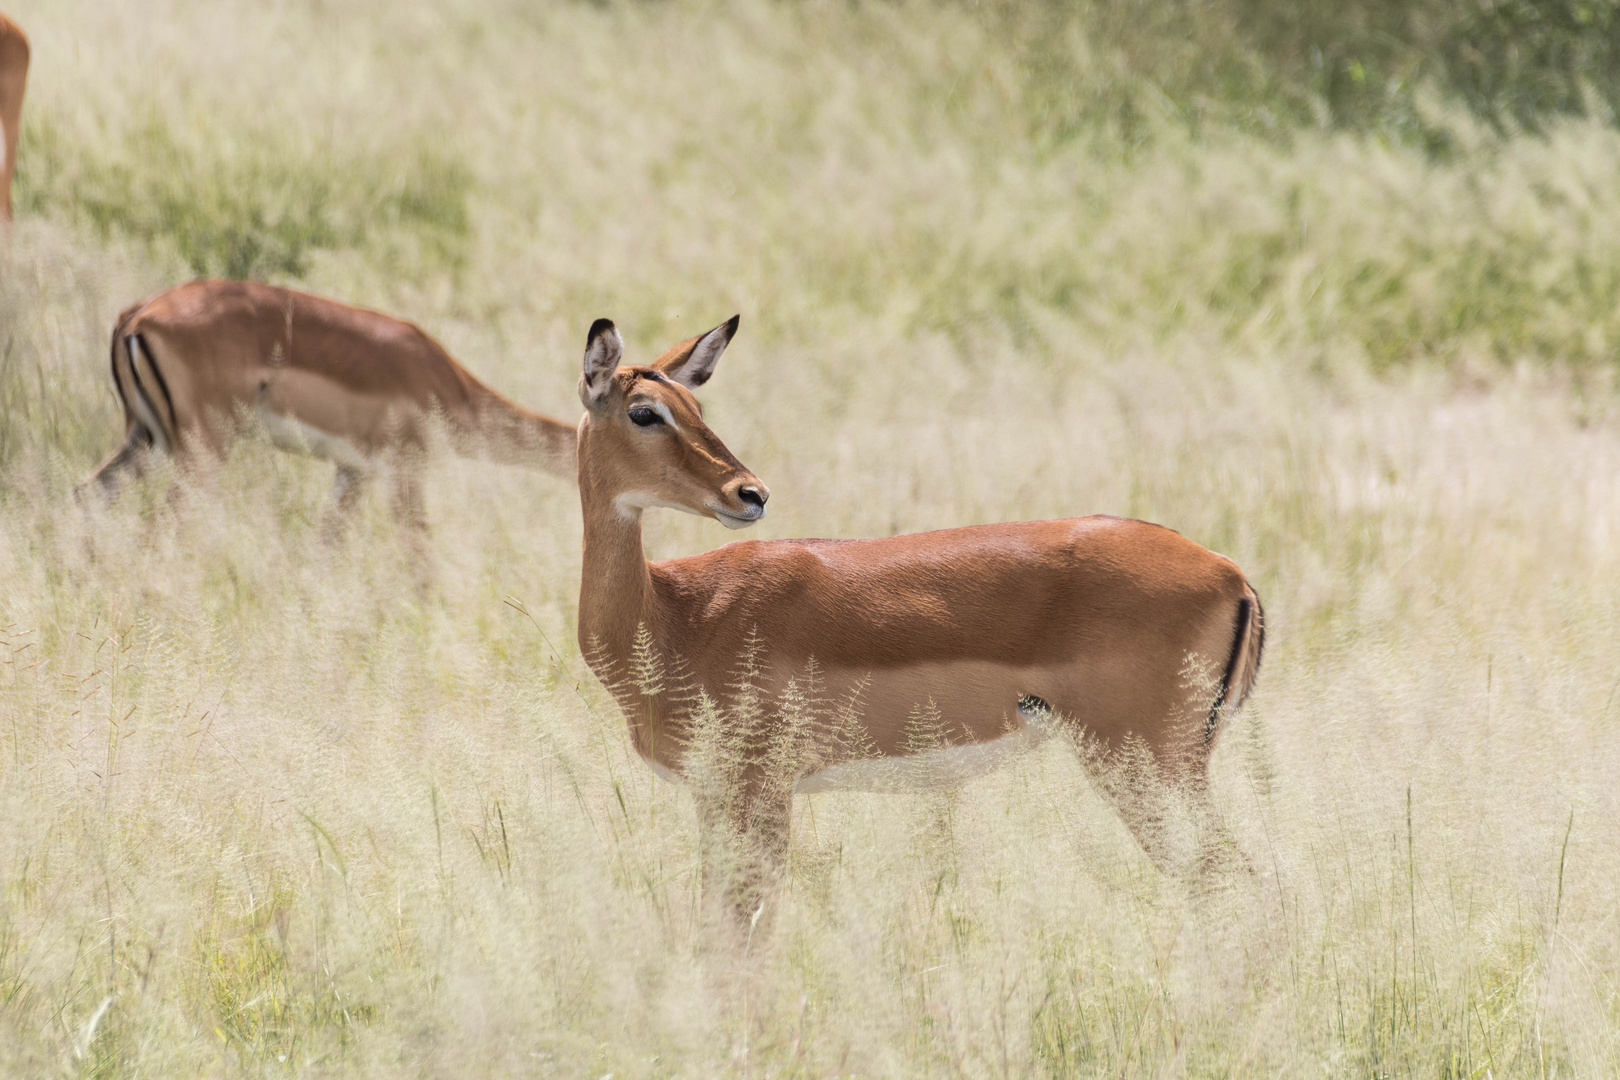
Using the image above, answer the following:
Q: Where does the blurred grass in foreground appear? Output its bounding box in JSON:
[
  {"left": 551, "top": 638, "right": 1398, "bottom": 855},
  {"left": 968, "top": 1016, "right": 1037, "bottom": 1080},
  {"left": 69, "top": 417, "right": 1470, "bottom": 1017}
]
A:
[{"left": 0, "top": 0, "right": 1618, "bottom": 1076}]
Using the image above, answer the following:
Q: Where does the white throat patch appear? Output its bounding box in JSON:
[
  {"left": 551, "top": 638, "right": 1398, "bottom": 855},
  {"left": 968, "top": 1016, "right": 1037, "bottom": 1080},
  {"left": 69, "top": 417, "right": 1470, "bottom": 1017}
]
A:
[{"left": 613, "top": 491, "right": 704, "bottom": 520}]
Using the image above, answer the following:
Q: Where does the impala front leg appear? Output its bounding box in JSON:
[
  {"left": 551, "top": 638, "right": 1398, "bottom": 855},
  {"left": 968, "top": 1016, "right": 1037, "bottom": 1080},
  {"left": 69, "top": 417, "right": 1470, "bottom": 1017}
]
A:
[
  {"left": 696, "top": 778, "right": 792, "bottom": 943},
  {"left": 386, "top": 458, "right": 435, "bottom": 587},
  {"left": 318, "top": 464, "right": 371, "bottom": 543}
]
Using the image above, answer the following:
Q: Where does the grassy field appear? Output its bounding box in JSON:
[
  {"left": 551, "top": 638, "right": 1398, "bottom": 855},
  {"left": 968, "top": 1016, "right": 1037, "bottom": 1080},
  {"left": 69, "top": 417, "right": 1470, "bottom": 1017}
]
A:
[{"left": 2, "top": 0, "right": 1619, "bottom": 1075}]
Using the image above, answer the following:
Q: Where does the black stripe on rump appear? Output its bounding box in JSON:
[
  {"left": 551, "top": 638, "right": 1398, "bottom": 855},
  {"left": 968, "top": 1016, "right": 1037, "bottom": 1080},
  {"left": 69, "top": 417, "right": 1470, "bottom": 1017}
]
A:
[
  {"left": 108, "top": 321, "right": 136, "bottom": 417},
  {"left": 124, "top": 335, "right": 170, "bottom": 450},
  {"left": 132, "top": 333, "right": 178, "bottom": 439},
  {"left": 1204, "top": 596, "right": 1252, "bottom": 745}
]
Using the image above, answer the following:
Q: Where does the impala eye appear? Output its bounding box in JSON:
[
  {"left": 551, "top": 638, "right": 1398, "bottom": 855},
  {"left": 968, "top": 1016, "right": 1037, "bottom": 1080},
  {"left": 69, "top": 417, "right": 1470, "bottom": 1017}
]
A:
[{"left": 628, "top": 405, "right": 663, "bottom": 427}]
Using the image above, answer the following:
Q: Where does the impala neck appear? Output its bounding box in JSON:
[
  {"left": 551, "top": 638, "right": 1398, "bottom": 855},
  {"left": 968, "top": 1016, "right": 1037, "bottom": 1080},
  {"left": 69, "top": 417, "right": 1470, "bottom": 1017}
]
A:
[
  {"left": 459, "top": 385, "right": 578, "bottom": 477},
  {"left": 576, "top": 447, "right": 655, "bottom": 662}
]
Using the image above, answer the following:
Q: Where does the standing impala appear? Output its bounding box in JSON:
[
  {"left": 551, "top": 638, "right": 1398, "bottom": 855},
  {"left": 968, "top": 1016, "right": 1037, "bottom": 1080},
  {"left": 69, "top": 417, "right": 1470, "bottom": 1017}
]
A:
[
  {"left": 573, "top": 316, "right": 1265, "bottom": 924},
  {"left": 84, "top": 280, "right": 577, "bottom": 524},
  {"left": 0, "top": 12, "right": 26, "bottom": 222}
]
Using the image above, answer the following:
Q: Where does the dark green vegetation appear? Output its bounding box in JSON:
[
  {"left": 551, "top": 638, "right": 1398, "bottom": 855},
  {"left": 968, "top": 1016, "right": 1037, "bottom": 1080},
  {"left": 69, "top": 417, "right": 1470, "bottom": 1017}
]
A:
[
  {"left": 16, "top": 1, "right": 1620, "bottom": 369},
  {"left": 1004, "top": 0, "right": 1620, "bottom": 140},
  {"left": 19, "top": 111, "right": 470, "bottom": 279}
]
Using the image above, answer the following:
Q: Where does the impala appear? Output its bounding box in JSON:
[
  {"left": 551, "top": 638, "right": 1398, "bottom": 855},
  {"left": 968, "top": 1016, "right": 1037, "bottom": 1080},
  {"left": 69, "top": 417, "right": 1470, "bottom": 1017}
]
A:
[
  {"left": 84, "top": 280, "right": 577, "bottom": 525},
  {"left": 573, "top": 316, "right": 1265, "bottom": 924},
  {"left": 0, "top": 12, "right": 26, "bottom": 222}
]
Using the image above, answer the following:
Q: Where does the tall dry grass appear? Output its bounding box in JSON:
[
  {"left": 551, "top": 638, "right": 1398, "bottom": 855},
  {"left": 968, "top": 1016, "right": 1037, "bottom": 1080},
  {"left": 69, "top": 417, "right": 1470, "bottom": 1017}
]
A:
[{"left": 1, "top": 0, "right": 1618, "bottom": 1075}]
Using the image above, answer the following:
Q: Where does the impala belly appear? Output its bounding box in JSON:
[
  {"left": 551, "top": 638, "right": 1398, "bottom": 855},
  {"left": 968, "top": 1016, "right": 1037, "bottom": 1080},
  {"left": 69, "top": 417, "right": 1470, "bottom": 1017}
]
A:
[
  {"left": 635, "top": 692, "right": 1057, "bottom": 792},
  {"left": 637, "top": 723, "right": 1049, "bottom": 792},
  {"left": 252, "top": 406, "right": 371, "bottom": 470},
  {"left": 794, "top": 722, "right": 1049, "bottom": 792}
]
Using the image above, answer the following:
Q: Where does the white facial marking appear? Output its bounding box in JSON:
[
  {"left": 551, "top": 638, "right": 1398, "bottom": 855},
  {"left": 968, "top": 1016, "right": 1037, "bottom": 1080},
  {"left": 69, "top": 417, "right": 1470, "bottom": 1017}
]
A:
[{"left": 648, "top": 400, "right": 676, "bottom": 428}]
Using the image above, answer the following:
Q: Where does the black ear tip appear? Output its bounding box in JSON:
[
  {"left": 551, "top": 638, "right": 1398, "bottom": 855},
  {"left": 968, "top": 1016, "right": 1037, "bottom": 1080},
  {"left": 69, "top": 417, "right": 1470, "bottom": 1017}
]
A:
[
  {"left": 725, "top": 313, "right": 741, "bottom": 337},
  {"left": 587, "top": 317, "right": 617, "bottom": 342}
]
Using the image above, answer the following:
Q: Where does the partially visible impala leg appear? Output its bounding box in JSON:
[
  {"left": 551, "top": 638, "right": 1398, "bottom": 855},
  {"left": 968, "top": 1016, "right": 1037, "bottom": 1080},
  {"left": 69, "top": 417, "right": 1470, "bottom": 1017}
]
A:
[
  {"left": 697, "top": 776, "right": 792, "bottom": 943},
  {"left": 1180, "top": 768, "right": 1252, "bottom": 881},
  {"left": 318, "top": 464, "right": 370, "bottom": 543},
  {"left": 1070, "top": 730, "right": 1246, "bottom": 882},
  {"left": 390, "top": 468, "right": 426, "bottom": 531},
  {"left": 1067, "top": 729, "right": 1175, "bottom": 871},
  {"left": 386, "top": 458, "right": 435, "bottom": 587},
  {"left": 77, "top": 423, "right": 155, "bottom": 504},
  {"left": 162, "top": 444, "right": 227, "bottom": 521},
  {"left": 1041, "top": 684, "right": 1212, "bottom": 878},
  {"left": 1058, "top": 604, "right": 1258, "bottom": 880}
]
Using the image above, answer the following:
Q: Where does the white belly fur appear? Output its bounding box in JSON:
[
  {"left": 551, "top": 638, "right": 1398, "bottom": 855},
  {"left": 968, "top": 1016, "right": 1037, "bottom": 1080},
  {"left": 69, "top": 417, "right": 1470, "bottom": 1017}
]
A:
[
  {"left": 253, "top": 407, "right": 371, "bottom": 470},
  {"left": 794, "top": 721, "right": 1049, "bottom": 793},
  {"left": 639, "top": 701, "right": 1056, "bottom": 794}
]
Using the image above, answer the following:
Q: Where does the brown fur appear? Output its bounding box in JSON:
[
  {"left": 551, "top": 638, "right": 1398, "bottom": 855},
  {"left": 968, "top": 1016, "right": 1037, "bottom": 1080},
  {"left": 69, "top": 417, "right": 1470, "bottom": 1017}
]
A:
[
  {"left": 573, "top": 317, "right": 1267, "bottom": 924},
  {"left": 84, "top": 280, "right": 577, "bottom": 509},
  {"left": 0, "top": 13, "right": 27, "bottom": 223}
]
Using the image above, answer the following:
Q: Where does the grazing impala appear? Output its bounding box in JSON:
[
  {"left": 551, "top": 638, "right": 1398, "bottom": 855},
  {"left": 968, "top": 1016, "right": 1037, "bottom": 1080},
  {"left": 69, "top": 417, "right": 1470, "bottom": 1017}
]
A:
[
  {"left": 84, "top": 281, "right": 577, "bottom": 524},
  {"left": 573, "top": 316, "right": 1265, "bottom": 924},
  {"left": 0, "top": 12, "right": 26, "bottom": 222}
]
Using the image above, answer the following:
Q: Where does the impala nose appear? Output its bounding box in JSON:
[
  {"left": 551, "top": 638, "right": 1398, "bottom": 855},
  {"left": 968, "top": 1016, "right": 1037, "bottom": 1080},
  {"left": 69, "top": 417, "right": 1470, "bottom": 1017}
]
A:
[{"left": 716, "top": 479, "right": 769, "bottom": 528}]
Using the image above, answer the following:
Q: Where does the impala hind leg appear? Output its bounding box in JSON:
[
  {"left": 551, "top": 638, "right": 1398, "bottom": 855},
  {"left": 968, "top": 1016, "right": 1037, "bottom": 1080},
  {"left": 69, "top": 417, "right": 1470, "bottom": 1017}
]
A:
[
  {"left": 1181, "top": 771, "right": 1253, "bottom": 882},
  {"left": 1078, "top": 740, "right": 1249, "bottom": 883},
  {"left": 1073, "top": 734, "right": 1180, "bottom": 871},
  {"left": 1055, "top": 721, "right": 1216, "bottom": 879},
  {"left": 76, "top": 424, "right": 156, "bottom": 505}
]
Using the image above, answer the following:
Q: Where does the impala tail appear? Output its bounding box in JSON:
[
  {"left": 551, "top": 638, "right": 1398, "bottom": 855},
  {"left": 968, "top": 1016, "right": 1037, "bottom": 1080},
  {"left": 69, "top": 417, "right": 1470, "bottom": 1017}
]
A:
[{"left": 1207, "top": 584, "right": 1265, "bottom": 742}]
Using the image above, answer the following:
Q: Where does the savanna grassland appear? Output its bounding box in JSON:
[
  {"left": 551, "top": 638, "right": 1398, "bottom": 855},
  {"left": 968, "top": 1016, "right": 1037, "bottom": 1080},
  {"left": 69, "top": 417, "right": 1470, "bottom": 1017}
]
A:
[{"left": 2, "top": 0, "right": 1620, "bottom": 1075}]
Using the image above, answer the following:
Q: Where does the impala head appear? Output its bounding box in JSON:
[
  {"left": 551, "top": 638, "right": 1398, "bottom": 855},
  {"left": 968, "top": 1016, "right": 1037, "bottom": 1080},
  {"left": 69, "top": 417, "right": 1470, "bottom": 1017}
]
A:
[{"left": 577, "top": 315, "right": 768, "bottom": 529}]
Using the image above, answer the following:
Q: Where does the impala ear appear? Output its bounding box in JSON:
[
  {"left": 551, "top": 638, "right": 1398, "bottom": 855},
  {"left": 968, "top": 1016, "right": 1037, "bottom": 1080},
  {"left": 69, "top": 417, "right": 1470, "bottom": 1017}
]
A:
[
  {"left": 655, "top": 314, "right": 739, "bottom": 390},
  {"left": 579, "top": 318, "right": 623, "bottom": 407}
]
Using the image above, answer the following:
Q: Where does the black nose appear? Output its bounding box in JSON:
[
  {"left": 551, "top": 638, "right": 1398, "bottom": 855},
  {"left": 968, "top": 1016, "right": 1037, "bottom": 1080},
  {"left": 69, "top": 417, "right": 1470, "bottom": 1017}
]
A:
[{"left": 738, "top": 485, "right": 767, "bottom": 509}]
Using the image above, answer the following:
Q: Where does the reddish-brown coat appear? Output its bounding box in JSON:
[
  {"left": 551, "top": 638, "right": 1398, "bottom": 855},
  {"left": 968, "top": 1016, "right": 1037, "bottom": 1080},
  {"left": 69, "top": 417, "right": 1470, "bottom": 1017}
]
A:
[
  {"left": 572, "top": 318, "right": 1265, "bottom": 918},
  {"left": 0, "top": 14, "right": 27, "bottom": 222},
  {"left": 86, "top": 280, "right": 576, "bottom": 492}
]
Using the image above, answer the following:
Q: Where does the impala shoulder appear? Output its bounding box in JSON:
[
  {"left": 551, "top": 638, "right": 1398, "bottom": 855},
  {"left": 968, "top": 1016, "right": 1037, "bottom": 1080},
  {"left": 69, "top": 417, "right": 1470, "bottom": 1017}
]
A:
[
  {"left": 658, "top": 539, "right": 835, "bottom": 599},
  {"left": 693, "top": 537, "right": 831, "bottom": 573}
]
